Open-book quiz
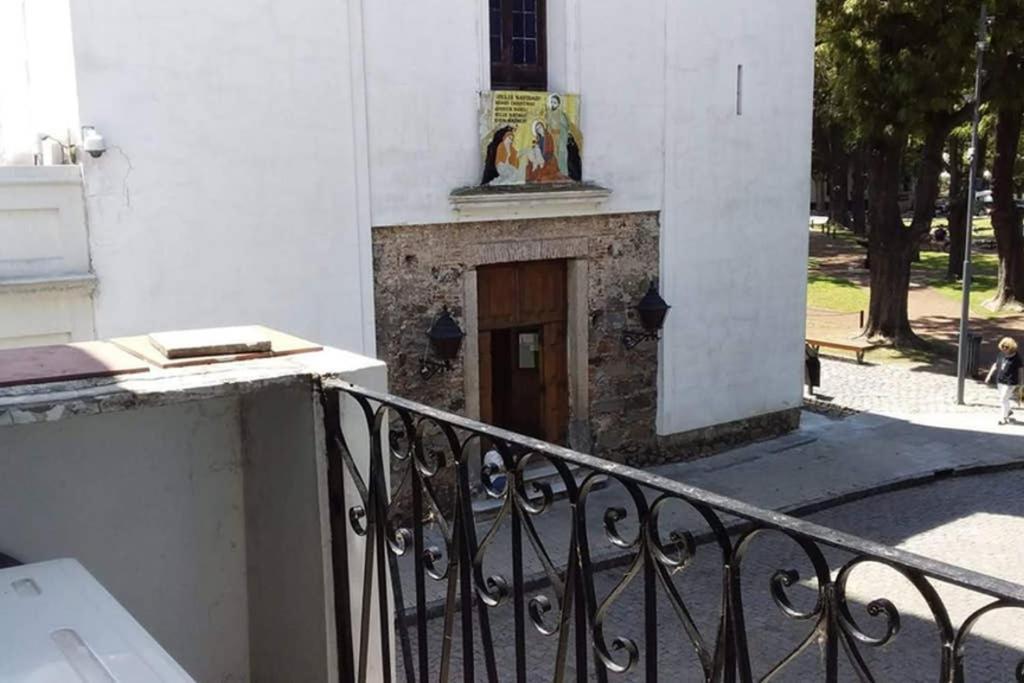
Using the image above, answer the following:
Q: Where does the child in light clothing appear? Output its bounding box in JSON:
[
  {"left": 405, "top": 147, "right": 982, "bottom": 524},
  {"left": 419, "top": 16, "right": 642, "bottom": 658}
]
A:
[{"left": 987, "top": 337, "right": 1023, "bottom": 425}]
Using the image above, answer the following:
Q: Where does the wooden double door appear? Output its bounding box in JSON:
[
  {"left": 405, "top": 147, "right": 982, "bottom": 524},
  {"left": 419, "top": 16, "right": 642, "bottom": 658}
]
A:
[{"left": 478, "top": 260, "right": 569, "bottom": 444}]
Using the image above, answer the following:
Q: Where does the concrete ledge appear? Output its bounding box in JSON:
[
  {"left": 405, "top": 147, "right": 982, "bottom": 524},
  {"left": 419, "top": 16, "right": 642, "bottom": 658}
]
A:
[
  {"left": 0, "top": 273, "right": 97, "bottom": 296},
  {"left": 449, "top": 182, "right": 611, "bottom": 221},
  {"left": 0, "top": 165, "right": 82, "bottom": 186},
  {"left": 0, "top": 348, "right": 385, "bottom": 426}
]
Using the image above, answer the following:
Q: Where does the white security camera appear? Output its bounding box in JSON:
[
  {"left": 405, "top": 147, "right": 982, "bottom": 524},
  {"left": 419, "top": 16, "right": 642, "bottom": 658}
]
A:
[{"left": 81, "top": 126, "right": 106, "bottom": 158}]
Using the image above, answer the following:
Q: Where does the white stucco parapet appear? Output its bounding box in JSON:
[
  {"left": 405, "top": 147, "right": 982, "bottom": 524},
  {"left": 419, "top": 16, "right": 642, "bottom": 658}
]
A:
[{"left": 0, "top": 348, "right": 386, "bottom": 427}]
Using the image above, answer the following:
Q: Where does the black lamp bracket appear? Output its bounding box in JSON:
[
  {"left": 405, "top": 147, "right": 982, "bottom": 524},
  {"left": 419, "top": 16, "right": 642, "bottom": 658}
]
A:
[
  {"left": 621, "top": 329, "right": 661, "bottom": 350},
  {"left": 418, "top": 357, "right": 452, "bottom": 380}
]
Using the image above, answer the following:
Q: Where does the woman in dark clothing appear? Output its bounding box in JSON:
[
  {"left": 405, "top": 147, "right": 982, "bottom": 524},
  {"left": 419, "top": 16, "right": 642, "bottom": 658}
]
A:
[{"left": 987, "top": 337, "right": 1023, "bottom": 424}]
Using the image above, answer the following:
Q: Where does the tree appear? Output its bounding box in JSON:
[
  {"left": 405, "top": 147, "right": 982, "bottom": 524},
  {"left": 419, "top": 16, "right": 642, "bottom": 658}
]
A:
[
  {"left": 850, "top": 145, "right": 868, "bottom": 235},
  {"left": 946, "top": 128, "right": 970, "bottom": 280},
  {"left": 984, "top": 0, "right": 1024, "bottom": 311},
  {"left": 811, "top": 45, "right": 853, "bottom": 228},
  {"left": 946, "top": 121, "right": 992, "bottom": 280},
  {"left": 986, "top": 106, "right": 1024, "bottom": 310},
  {"left": 818, "top": 0, "right": 984, "bottom": 346}
]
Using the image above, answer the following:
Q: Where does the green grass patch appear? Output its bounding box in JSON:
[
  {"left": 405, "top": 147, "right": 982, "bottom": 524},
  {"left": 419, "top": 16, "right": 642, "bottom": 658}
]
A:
[
  {"left": 929, "top": 275, "right": 1003, "bottom": 318},
  {"left": 920, "top": 249, "right": 1006, "bottom": 317},
  {"left": 915, "top": 249, "right": 998, "bottom": 277},
  {"left": 807, "top": 272, "right": 869, "bottom": 312},
  {"left": 931, "top": 216, "right": 993, "bottom": 238},
  {"left": 808, "top": 225, "right": 862, "bottom": 246},
  {"left": 911, "top": 249, "right": 999, "bottom": 278},
  {"left": 913, "top": 250, "right": 950, "bottom": 274}
]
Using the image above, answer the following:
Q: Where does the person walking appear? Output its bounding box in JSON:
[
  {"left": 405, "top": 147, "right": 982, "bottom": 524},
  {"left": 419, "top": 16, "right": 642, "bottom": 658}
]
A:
[{"left": 986, "top": 337, "right": 1023, "bottom": 425}]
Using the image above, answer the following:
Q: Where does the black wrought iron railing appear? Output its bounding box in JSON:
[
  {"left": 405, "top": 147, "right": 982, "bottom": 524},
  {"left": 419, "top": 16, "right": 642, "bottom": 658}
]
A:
[{"left": 321, "top": 379, "right": 1024, "bottom": 682}]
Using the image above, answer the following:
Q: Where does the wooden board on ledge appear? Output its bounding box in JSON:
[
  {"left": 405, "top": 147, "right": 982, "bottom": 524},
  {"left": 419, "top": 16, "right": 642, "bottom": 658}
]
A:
[
  {"left": 148, "top": 325, "right": 273, "bottom": 359},
  {"left": 110, "top": 326, "right": 322, "bottom": 368},
  {"left": 0, "top": 341, "right": 150, "bottom": 388}
]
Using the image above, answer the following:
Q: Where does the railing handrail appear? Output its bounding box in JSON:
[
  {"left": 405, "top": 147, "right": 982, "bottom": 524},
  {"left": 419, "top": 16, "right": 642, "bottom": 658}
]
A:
[{"left": 326, "top": 377, "right": 1024, "bottom": 604}]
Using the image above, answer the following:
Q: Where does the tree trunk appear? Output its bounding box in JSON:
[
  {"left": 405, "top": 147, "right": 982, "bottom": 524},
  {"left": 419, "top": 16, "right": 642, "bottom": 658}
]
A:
[
  {"left": 947, "top": 137, "right": 966, "bottom": 280},
  {"left": 909, "top": 121, "right": 949, "bottom": 239},
  {"left": 904, "top": 121, "right": 948, "bottom": 264},
  {"left": 827, "top": 126, "right": 850, "bottom": 227},
  {"left": 976, "top": 132, "right": 989, "bottom": 187},
  {"left": 864, "top": 136, "right": 923, "bottom": 346},
  {"left": 867, "top": 240, "right": 916, "bottom": 342},
  {"left": 985, "top": 105, "right": 1024, "bottom": 311},
  {"left": 950, "top": 130, "right": 989, "bottom": 279},
  {"left": 850, "top": 146, "right": 867, "bottom": 235}
]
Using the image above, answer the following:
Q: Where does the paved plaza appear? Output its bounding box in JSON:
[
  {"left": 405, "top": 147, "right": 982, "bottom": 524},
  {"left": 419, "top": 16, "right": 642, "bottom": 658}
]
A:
[{"left": 810, "top": 357, "right": 1011, "bottom": 418}]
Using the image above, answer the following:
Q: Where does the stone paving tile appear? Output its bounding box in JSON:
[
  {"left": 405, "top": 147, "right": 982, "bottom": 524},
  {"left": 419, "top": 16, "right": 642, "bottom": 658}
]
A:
[{"left": 811, "top": 357, "right": 1006, "bottom": 417}]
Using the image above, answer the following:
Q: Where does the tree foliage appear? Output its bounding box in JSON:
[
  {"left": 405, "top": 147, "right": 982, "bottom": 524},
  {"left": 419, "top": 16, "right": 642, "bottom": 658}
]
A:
[
  {"left": 815, "top": 0, "right": 986, "bottom": 345},
  {"left": 985, "top": 0, "right": 1024, "bottom": 310},
  {"left": 819, "top": 1, "right": 979, "bottom": 145}
]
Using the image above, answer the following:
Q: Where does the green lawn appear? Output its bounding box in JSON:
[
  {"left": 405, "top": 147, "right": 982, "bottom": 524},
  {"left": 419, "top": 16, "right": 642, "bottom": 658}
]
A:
[
  {"left": 808, "top": 250, "right": 1006, "bottom": 319},
  {"left": 930, "top": 216, "right": 993, "bottom": 239},
  {"left": 917, "top": 250, "right": 1006, "bottom": 318},
  {"left": 807, "top": 225, "right": 1013, "bottom": 367},
  {"left": 809, "top": 225, "right": 1016, "bottom": 320},
  {"left": 807, "top": 272, "right": 869, "bottom": 312},
  {"left": 927, "top": 273, "right": 1003, "bottom": 318}
]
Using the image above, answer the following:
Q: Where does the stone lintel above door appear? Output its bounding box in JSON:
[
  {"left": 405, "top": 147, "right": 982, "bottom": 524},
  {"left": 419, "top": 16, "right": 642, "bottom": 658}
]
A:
[{"left": 471, "top": 237, "right": 589, "bottom": 267}]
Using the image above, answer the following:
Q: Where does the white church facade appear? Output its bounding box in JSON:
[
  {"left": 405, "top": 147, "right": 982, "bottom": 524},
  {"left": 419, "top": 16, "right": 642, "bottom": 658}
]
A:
[{"left": 0, "top": 0, "right": 815, "bottom": 462}]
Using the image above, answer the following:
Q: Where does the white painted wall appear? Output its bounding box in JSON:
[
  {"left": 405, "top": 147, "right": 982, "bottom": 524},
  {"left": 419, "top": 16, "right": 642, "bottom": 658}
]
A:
[
  {"left": 0, "top": 166, "right": 89, "bottom": 279},
  {"left": 64, "top": 0, "right": 375, "bottom": 353},
  {"left": 0, "top": 350, "right": 390, "bottom": 682},
  {"left": 0, "top": 0, "right": 80, "bottom": 164},
  {"left": 361, "top": 0, "right": 483, "bottom": 227},
  {"left": 6, "top": 0, "right": 814, "bottom": 434},
  {"left": 658, "top": 1, "right": 815, "bottom": 433},
  {"left": 0, "top": 399, "right": 250, "bottom": 680},
  {"left": 0, "top": 165, "right": 95, "bottom": 348},
  {"left": 361, "top": 0, "right": 814, "bottom": 431},
  {"left": 361, "top": 0, "right": 670, "bottom": 225}
]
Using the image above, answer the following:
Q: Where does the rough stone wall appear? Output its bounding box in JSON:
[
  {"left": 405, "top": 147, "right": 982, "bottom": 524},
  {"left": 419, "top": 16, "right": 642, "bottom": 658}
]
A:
[
  {"left": 372, "top": 233, "right": 468, "bottom": 418},
  {"left": 584, "top": 215, "right": 660, "bottom": 462},
  {"left": 373, "top": 213, "right": 799, "bottom": 466},
  {"left": 373, "top": 212, "right": 660, "bottom": 464},
  {"left": 654, "top": 408, "right": 801, "bottom": 465}
]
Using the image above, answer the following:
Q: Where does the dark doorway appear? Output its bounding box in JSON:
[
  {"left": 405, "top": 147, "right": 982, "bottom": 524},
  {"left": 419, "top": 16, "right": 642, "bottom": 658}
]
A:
[{"left": 477, "top": 260, "right": 568, "bottom": 443}]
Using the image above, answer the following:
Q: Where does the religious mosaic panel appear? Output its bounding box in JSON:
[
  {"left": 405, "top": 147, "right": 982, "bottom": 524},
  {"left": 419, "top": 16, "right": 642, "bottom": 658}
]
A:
[{"left": 479, "top": 91, "right": 582, "bottom": 186}]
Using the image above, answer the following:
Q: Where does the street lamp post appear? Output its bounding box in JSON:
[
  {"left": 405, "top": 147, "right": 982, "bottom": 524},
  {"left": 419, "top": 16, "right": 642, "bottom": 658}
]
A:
[{"left": 956, "top": 4, "right": 989, "bottom": 405}]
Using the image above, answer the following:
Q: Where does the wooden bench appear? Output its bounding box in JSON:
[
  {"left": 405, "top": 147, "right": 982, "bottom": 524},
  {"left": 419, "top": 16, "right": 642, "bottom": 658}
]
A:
[
  {"left": 810, "top": 216, "right": 836, "bottom": 237},
  {"left": 806, "top": 337, "right": 877, "bottom": 364}
]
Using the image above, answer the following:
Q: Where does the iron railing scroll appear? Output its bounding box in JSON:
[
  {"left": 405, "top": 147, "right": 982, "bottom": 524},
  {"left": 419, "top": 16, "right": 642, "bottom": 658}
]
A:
[{"left": 321, "top": 379, "right": 1024, "bottom": 682}]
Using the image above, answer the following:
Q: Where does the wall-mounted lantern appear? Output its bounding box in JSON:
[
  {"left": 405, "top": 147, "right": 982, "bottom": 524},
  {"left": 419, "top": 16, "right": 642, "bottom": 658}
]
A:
[
  {"left": 622, "top": 281, "right": 671, "bottom": 349},
  {"left": 419, "top": 306, "right": 465, "bottom": 379}
]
